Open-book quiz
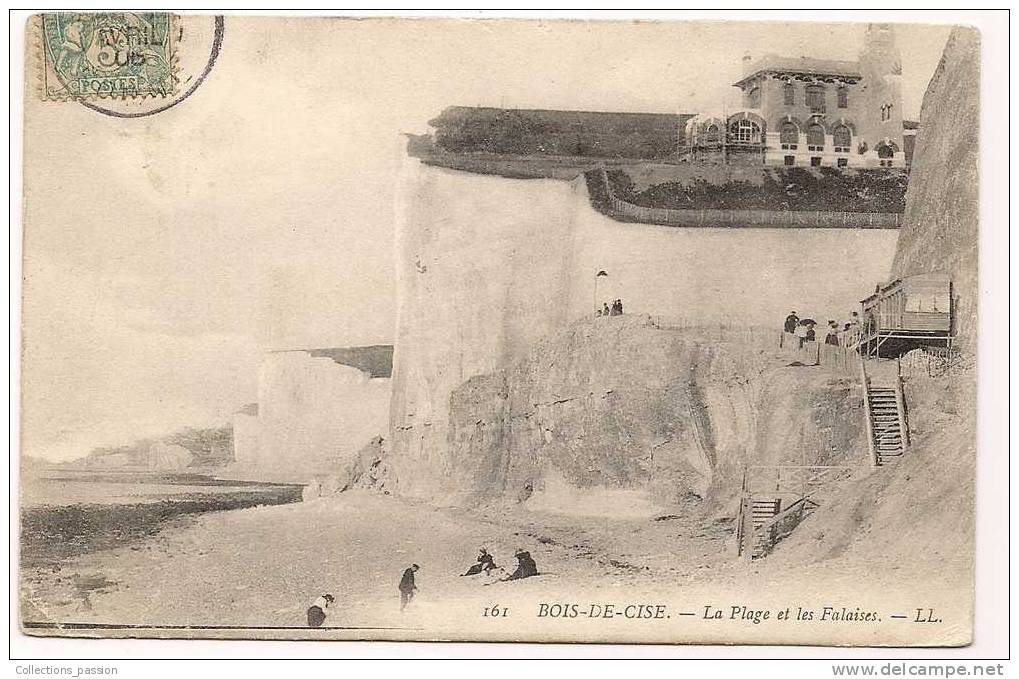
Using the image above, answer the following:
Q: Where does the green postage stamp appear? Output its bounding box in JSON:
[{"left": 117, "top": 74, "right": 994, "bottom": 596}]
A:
[{"left": 39, "top": 12, "right": 177, "bottom": 100}]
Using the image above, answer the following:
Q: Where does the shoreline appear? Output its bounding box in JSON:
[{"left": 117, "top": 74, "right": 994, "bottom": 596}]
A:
[{"left": 19, "top": 490, "right": 971, "bottom": 645}]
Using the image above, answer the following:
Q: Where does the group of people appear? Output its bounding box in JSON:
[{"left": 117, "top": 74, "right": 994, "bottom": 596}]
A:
[
  {"left": 459, "top": 547, "right": 539, "bottom": 582},
  {"left": 596, "top": 299, "right": 624, "bottom": 317},
  {"left": 305, "top": 549, "right": 540, "bottom": 626},
  {"left": 782, "top": 310, "right": 864, "bottom": 349}
]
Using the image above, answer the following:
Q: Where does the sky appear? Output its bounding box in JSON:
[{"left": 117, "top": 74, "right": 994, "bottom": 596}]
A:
[{"left": 20, "top": 17, "right": 953, "bottom": 460}]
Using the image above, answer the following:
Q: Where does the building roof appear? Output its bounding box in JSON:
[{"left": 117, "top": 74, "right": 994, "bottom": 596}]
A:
[{"left": 734, "top": 55, "right": 862, "bottom": 87}]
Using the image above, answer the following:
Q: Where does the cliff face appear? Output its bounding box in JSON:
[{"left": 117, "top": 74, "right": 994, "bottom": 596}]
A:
[
  {"left": 891, "top": 28, "right": 979, "bottom": 351},
  {"left": 390, "top": 159, "right": 895, "bottom": 498},
  {"left": 434, "top": 316, "right": 866, "bottom": 513},
  {"left": 390, "top": 162, "right": 579, "bottom": 496},
  {"left": 236, "top": 351, "right": 391, "bottom": 480}
]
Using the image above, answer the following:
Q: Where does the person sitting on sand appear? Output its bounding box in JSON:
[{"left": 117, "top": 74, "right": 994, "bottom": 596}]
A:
[
  {"left": 504, "top": 549, "right": 538, "bottom": 581},
  {"left": 306, "top": 593, "right": 334, "bottom": 627},
  {"left": 461, "top": 548, "right": 497, "bottom": 577}
]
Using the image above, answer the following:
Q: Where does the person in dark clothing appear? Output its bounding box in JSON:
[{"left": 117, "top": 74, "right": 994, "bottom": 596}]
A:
[
  {"left": 602, "top": 302, "right": 610, "bottom": 317},
  {"left": 399, "top": 564, "right": 419, "bottom": 611},
  {"left": 825, "top": 321, "right": 840, "bottom": 346},
  {"left": 461, "top": 549, "right": 497, "bottom": 577},
  {"left": 306, "top": 593, "right": 334, "bottom": 628},
  {"left": 783, "top": 312, "right": 799, "bottom": 334},
  {"left": 805, "top": 323, "right": 816, "bottom": 343},
  {"left": 504, "top": 550, "right": 538, "bottom": 581}
]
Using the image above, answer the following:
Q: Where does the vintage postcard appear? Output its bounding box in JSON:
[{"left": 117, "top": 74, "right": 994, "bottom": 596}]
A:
[{"left": 18, "top": 14, "right": 980, "bottom": 646}]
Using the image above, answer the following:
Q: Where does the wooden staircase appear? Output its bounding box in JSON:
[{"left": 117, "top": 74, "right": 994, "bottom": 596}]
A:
[
  {"left": 739, "top": 497, "right": 782, "bottom": 559},
  {"left": 868, "top": 386, "right": 905, "bottom": 463},
  {"left": 735, "top": 466, "right": 847, "bottom": 560},
  {"left": 735, "top": 359, "right": 913, "bottom": 560},
  {"left": 860, "top": 358, "right": 911, "bottom": 466}
]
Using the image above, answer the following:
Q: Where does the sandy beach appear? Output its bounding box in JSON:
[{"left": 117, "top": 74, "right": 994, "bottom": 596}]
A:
[{"left": 20, "top": 489, "right": 970, "bottom": 645}]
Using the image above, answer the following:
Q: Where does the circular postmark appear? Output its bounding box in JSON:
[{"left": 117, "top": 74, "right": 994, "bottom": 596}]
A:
[{"left": 39, "top": 13, "right": 223, "bottom": 118}]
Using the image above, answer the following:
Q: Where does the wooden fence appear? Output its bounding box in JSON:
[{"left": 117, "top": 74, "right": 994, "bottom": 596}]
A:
[{"left": 591, "top": 168, "right": 903, "bottom": 230}]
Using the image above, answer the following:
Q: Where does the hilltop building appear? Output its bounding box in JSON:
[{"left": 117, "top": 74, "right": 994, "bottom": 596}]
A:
[
  {"left": 688, "top": 23, "right": 908, "bottom": 168},
  {"left": 425, "top": 24, "right": 911, "bottom": 170}
]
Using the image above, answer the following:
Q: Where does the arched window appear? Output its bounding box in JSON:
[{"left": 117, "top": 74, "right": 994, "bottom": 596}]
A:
[
  {"left": 806, "top": 124, "right": 825, "bottom": 148},
  {"left": 729, "top": 119, "right": 761, "bottom": 144},
  {"left": 747, "top": 87, "right": 761, "bottom": 108},
  {"left": 701, "top": 123, "right": 721, "bottom": 145},
  {"left": 805, "top": 84, "right": 826, "bottom": 112},
  {"left": 833, "top": 125, "right": 851, "bottom": 150},
  {"left": 780, "top": 122, "right": 799, "bottom": 145},
  {"left": 783, "top": 82, "right": 795, "bottom": 106}
]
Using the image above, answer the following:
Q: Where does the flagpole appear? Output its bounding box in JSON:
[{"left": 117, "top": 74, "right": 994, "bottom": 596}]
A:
[{"left": 594, "top": 270, "right": 607, "bottom": 316}]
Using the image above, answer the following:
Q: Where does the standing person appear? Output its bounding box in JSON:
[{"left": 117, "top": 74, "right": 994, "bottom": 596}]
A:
[
  {"left": 306, "top": 593, "right": 334, "bottom": 628},
  {"left": 399, "top": 564, "right": 419, "bottom": 611},
  {"left": 794, "top": 320, "right": 809, "bottom": 349},
  {"left": 825, "top": 321, "right": 840, "bottom": 346},
  {"left": 805, "top": 321, "right": 816, "bottom": 343},
  {"left": 783, "top": 311, "right": 799, "bottom": 334},
  {"left": 616, "top": 299, "right": 624, "bottom": 315},
  {"left": 602, "top": 302, "right": 611, "bottom": 317}
]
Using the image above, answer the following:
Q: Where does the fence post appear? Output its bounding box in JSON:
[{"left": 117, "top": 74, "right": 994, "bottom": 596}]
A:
[
  {"left": 860, "top": 357, "right": 879, "bottom": 467},
  {"left": 895, "top": 358, "right": 911, "bottom": 448},
  {"left": 740, "top": 494, "right": 755, "bottom": 561}
]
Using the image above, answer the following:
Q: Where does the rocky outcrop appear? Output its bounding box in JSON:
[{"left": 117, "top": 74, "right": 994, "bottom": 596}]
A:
[
  {"left": 891, "top": 28, "right": 979, "bottom": 351},
  {"left": 433, "top": 316, "right": 866, "bottom": 513}
]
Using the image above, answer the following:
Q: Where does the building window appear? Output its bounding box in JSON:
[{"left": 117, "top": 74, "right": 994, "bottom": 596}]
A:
[
  {"left": 784, "top": 82, "right": 795, "bottom": 106},
  {"left": 805, "top": 84, "right": 826, "bottom": 112},
  {"left": 806, "top": 123, "right": 825, "bottom": 150},
  {"left": 837, "top": 87, "right": 848, "bottom": 109},
  {"left": 779, "top": 121, "right": 799, "bottom": 146},
  {"left": 837, "top": 157, "right": 848, "bottom": 168},
  {"left": 810, "top": 156, "right": 822, "bottom": 167},
  {"left": 832, "top": 125, "right": 851, "bottom": 152},
  {"left": 747, "top": 86, "right": 761, "bottom": 109},
  {"left": 784, "top": 155, "right": 795, "bottom": 166},
  {"left": 729, "top": 119, "right": 761, "bottom": 144}
]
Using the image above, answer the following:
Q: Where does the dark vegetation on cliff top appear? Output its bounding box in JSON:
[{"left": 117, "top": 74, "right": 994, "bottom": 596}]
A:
[{"left": 607, "top": 167, "right": 908, "bottom": 213}]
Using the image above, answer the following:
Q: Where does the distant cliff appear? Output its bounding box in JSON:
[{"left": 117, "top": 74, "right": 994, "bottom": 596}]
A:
[
  {"left": 81, "top": 426, "right": 233, "bottom": 469},
  {"left": 891, "top": 27, "right": 979, "bottom": 352}
]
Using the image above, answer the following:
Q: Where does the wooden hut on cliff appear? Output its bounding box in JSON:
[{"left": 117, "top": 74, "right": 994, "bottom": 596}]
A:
[{"left": 858, "top": 273, "right": 953, "bottom": 357}]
